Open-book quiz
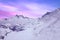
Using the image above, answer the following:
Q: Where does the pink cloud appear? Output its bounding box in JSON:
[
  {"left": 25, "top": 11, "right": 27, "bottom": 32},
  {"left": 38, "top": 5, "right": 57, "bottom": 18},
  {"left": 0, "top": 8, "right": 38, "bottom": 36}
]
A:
[
  {"left": 0, "top": 3, "right": 23, "bottom": 18},
  {"left": 0, "top": 3, "right": 56, "bottom": 18}
]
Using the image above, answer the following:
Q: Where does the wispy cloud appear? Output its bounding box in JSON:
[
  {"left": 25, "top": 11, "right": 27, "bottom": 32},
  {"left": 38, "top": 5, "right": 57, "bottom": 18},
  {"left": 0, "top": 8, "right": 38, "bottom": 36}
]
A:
[
  {"left": 0, "top": 3, "right": 22, "bottom": 17},
  {"left": 15, "top": 3, "right": 56, "bottom": 18},
  {"left": 0, "top": 1, "right": 56, "bottom": 18}
]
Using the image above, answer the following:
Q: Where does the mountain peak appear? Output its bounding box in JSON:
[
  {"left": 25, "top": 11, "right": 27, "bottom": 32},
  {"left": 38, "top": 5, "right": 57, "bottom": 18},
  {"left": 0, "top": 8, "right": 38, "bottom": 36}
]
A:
[
  {"left": 56, "top": 8, "right": 60, "bottom": 11},
  {"left": 42, "top": 8, "right": 60, "bottom": 18}
]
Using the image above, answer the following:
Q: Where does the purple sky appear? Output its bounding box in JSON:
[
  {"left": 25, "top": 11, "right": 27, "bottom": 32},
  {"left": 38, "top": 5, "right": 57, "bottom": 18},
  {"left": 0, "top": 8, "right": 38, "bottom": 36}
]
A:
[{"left": 0, "top": 0, "right": 57, "bottom": 18}]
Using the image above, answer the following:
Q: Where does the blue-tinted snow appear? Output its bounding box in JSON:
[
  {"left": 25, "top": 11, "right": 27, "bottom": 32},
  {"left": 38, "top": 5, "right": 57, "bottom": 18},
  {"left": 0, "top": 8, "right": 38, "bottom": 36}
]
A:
[{"left": 0, "top": 8, "right": 60, "bottom": 40}]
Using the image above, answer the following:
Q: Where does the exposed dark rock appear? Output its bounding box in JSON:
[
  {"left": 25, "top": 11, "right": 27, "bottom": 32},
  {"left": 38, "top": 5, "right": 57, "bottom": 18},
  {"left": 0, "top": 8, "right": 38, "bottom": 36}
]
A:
[
  {"left": 9, "top": 25, "right": 24, "bottom": 31},
  {"left": 4, "top": 18, "right": 8, "bottom": 20},
  {"left": 0, "top": 24, "right": 7, "bottom": 29},
  {"left": 0, "top": 36, "right": 4, "bottom": 39}
]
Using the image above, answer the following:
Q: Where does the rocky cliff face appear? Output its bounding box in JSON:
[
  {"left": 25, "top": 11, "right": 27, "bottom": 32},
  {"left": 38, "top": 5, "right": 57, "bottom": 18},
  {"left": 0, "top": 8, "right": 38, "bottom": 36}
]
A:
[{"left": 0, "top": 8, "right": 60, "bottom": 40}]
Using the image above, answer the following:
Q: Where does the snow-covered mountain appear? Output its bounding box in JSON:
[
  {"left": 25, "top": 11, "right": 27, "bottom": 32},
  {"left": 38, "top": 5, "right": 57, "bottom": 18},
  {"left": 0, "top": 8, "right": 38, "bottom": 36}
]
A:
[{"left": 0, "top": 8, "right": 60, "bottom": 40}]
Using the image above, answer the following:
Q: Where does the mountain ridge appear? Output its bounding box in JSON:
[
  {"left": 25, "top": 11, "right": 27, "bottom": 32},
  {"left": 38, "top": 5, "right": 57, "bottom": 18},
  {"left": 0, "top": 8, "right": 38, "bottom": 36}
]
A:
[{"left": 0, "top": 8, "right": 60, "bottom": 40}]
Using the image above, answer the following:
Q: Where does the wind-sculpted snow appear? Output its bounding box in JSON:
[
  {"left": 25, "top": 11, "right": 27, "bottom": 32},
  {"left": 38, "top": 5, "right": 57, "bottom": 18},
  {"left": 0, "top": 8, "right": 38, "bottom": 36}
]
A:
[{"left": 0, "top": 8, "right": 60, "bottom": 40}]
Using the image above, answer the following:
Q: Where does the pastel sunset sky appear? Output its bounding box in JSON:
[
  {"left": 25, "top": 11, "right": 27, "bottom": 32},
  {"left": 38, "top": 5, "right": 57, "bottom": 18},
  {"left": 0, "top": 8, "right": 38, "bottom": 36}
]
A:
[{"left": 0, "top": 0, "right": 60, "bottom": 18}]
